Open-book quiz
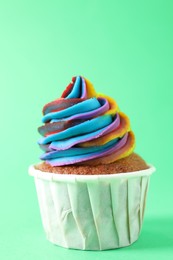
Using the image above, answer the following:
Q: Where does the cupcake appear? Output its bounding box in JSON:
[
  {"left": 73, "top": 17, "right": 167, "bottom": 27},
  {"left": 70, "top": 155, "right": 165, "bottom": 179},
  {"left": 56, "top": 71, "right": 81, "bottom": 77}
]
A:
[{"left": 29, "top": 76, "right": 155, "bottom": 250}]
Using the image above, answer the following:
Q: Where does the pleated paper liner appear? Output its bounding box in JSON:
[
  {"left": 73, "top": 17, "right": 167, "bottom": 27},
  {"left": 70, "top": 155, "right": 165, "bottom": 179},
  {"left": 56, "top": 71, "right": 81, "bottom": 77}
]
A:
[{"left": 29, "top": 165, "right": 155, "bottom": 250}]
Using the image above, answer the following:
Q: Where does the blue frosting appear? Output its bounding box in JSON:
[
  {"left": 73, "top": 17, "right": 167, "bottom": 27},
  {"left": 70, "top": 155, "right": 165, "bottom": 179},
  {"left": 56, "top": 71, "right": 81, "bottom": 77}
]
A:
[
  {"left": 42, "top": 98, "right": 100, "bottom": 123},
  {"left": 39, "top": 115, "right": 112, "bottom": 145},
  {"left": 41, "top": 138, "right": 119, "bottom": 160}
]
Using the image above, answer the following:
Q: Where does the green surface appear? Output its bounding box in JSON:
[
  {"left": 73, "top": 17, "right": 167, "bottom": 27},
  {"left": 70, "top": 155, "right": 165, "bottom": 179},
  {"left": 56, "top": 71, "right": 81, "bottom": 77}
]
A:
[{"left": 0, "top": 0, "right": 173, "bottom": 259}]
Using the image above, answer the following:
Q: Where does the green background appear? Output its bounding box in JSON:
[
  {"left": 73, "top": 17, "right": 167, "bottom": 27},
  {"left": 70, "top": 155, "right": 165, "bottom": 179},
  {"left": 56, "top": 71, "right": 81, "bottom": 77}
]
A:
[{"left": 0, "top": 0, "right": 173, "bottom": 259}]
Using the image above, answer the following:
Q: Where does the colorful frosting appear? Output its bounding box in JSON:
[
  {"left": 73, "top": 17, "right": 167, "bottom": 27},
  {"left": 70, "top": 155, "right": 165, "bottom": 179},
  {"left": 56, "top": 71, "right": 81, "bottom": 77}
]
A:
[{"left": 38, "top": 76, "right": 135, "bottom": 166}]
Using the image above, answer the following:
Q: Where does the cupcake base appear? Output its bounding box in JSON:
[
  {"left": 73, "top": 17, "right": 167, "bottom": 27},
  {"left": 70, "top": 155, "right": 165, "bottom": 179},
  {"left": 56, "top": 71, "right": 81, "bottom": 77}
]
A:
[
  {"left": 35, "top": 153, "right": 149, "bottom": 175},
  {"left": 29, "top": 164, "right": 155, "bottom": 250}
]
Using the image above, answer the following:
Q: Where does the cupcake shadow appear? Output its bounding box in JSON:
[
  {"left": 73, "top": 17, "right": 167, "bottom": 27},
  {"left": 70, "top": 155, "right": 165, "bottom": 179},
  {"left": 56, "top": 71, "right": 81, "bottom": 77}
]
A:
[{"left": 130, "top": 216, "right": 173, "bottom": 250}]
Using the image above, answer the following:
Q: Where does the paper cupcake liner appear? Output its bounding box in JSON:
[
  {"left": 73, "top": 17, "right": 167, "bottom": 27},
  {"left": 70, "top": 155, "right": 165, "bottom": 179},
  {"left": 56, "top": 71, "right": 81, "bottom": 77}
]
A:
[{"left": 29, "top": 165, "right": 155, "bottom": 250}]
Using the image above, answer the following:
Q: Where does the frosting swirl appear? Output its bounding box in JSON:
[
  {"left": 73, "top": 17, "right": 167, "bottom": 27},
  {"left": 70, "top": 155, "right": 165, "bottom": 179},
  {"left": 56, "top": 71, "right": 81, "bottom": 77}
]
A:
[{"left": 38, "top": 76, "right": 135, "bottom": 166}]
